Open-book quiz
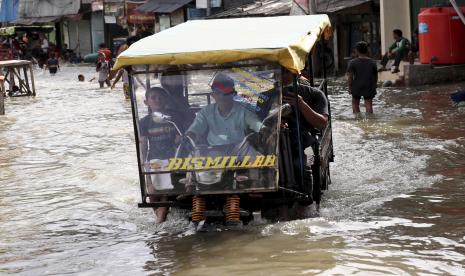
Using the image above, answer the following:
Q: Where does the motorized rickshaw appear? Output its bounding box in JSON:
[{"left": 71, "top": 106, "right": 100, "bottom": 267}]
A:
[{"left": 112, "top": 15, "right": 334, "bottom": 228}]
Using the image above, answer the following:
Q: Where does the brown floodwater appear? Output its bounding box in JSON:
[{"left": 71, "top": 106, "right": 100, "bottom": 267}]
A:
[{"left": 1, "top": 66, "right": 464, "bottom": 275}]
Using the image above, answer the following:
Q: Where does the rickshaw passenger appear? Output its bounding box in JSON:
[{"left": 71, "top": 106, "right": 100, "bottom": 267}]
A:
[
  {"left": 140, "top": 87, "right": 181, "bottom": 160},
  {"left": 160, "top": 71, "right": 195, "bottom": 132},
  {"left": 140, "top": 87, "right": 181, "bottom": 223},
  {"left": 186, "top": 73, "right": 262, "bottom": 147},
  {"left": 282, "top": 70, "right": 328, "bottom": 130},
  {"left": 282, "top": 70, "right": 329, "bottom": 166}
]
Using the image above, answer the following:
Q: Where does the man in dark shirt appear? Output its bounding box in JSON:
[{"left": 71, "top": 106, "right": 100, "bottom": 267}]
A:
[
  {"left": 281, "top": 69, "right": 329, "bottom": 176},
  {"left": 45, "top": 53, "right": 60, "bottom": 75},
  {"left": 282, "top": 70, "right": 329, "bottom": 132},
  {"left": 347, "top": 41, "right": 378, "bottom": 114}
]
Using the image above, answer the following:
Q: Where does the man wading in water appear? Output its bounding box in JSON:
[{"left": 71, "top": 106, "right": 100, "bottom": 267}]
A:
[{"left": 347, "top": 41, "right": 378, "bottom": 114}]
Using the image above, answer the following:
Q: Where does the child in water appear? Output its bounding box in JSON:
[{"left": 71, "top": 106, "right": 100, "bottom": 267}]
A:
[
  {"left": 139, "top": 87, "right": 181, "bottom": 224},
  {"left": 96, "top": 52, "right": 110, "bottom": 88},
  {"left": 347, "top": 41, "right": 378, "bottom": 114},
  {"left": 45, "top": 53, "right": 59, "bottom": 75}
]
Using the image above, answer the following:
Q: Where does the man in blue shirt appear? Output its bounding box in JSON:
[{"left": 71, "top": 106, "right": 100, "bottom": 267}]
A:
[{"left": 186, "top": 73, "right": 263, "bottom": 147}]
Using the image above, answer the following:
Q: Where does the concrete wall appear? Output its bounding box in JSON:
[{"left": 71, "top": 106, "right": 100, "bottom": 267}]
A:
[
  {"left": 380, "top": 0, "right": 411, "bottom": 54},
  {"left": 405, "top": 64, "right": 465, "bottom": 86}
]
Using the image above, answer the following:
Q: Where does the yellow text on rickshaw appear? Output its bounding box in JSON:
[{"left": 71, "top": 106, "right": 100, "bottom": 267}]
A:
[{"left": 162, "top": 155, "right": 277, "bottom": 171}]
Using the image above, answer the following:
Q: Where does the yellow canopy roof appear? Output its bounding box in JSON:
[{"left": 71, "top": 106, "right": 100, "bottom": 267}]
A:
[{"left": 113, "top": 15, "right": 332, "bottom": 73}]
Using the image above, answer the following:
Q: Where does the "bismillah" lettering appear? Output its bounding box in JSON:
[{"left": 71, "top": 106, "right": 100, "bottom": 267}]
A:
[{"left": 165, "top": 155, "right": 277, "bottom": 171}]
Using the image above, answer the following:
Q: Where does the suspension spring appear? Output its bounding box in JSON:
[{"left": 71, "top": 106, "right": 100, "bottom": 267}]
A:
[
  {"left": 225, "top": 195, "right": 241, "bottom": 222},
  {"left": 192, "top": 196, "right": 206, "bottom": 222}
]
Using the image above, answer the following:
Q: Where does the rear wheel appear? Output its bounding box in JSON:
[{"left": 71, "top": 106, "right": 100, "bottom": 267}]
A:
[
  {"left": 312, "top": 165, "right": 322, "bottom": 205},
  {"left": 321, "top": 164, "right": 331, "bottom": 191},
  {"left": 312, "top": 182, "right": 321, "bottom": 205}
]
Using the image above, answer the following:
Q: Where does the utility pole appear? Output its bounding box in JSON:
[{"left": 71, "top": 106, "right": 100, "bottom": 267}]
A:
[
  {"left": 206, "top": 0, "right": 211, "bottom": 16},
  {"left": 308, "top": 0, "right": 319, "bottom": 77},
  {"left": 308, "top": 0, "right": 317, "bottom": 15},
  {"left": 0, "top": 85, "right": 4, "bottom": 115}
]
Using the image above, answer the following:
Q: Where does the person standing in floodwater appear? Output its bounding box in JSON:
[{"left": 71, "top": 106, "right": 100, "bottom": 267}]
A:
[
  {"left": 140, "top": 87, "right": 182, "bottom": 224},
  {"left": 96, "top": 52, "right": 111, "bottom": 88},
  {"left": 347, "top": 41, "right": 378, "bottom": 114},
  {"left": 45, "top": 53, "right": 60, "bottom": 75}
]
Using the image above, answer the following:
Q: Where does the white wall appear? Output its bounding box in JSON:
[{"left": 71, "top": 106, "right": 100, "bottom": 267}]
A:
[{"left": 380, "top": 0, "right": 411, "bottom": 53}]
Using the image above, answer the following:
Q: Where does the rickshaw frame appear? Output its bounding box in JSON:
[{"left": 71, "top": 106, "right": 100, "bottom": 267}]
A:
[
  {"left": 114, "top": 15, "right": 334, "bottom": 221},
  {"left": 125, "top": 40, "right": 333, "bottom": 209}
]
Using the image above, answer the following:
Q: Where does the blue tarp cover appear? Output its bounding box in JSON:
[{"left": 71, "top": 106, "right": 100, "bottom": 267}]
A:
[{"left": 0, "top": 0, "right": 19, "bottom": 23}]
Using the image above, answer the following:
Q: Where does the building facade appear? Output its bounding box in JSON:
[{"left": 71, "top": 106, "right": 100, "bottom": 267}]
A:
[{"left": 380, "top": 0, "right": 465, "bottom": 54}]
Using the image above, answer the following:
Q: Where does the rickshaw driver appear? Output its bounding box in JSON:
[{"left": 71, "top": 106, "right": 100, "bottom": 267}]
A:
[
  {"left": 185, "top": 73, "right": 264, "bottom": 149},
  {"left": 281, "top": 70, "right": 329, "bottom": 131},
  {"left": 281, "top": 69, "right": 329, "bottom": 194}
]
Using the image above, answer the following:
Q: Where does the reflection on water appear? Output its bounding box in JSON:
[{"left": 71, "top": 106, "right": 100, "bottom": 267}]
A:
[{"left": 0, "top": 67, "right": 464, "bottom": 275}]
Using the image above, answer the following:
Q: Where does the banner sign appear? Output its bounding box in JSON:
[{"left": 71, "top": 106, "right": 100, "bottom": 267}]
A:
[{"left": 126, "top": 0, "right": 155, "bottom": 25}]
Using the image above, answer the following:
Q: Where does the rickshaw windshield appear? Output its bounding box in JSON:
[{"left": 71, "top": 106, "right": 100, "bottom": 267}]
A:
[{"left": 131, "top": 62, "right": 282, "bottom": 195}]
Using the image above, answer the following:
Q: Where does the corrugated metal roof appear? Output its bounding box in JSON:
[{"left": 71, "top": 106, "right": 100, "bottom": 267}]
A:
[
  {"left": 12, "top": 16, "right": 61, "bottom": 25},
  {"left": 18, "top": 0, "right": 80, "bottom": 18},
  {"left": 210, "top": 0, "right": 372, "bottom": 18},
  {"left": 321, "top": 0, "right": 372, "bottom": 13},
  {"left": 210, "top": 0, "right": 291, "bottom": 18},
  {"left": 136, "top": 0, "right": 193, "bottom": 13}
]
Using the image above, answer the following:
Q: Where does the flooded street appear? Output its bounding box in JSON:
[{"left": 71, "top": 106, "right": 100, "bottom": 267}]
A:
[{"left": 1, "top": 66, "right": 465, "bottom": 275}]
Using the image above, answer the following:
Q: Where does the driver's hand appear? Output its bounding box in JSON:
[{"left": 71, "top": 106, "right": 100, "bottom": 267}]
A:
[{"left": 283, "top": 92, "right": 304, "bottom": 108}]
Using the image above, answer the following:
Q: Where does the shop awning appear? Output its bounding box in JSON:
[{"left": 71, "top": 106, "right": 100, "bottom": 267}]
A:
[
  {"left": 0, "top": 25, "right": 55, "bottom": 36},
  {"left": 114, "top": 15, "right": 332, "bottom": 74},
  {"left": 210, "top": 0, "right": 373, "bottom": 19},
  {"left": 136, "top": 0, "right": 193, "bottom": 13},
  {"left": 12, "top": 16, "right": 61, "bottom": 25},
  {"left": 0, "top": 0, "right": 20, "bottom": 23}
]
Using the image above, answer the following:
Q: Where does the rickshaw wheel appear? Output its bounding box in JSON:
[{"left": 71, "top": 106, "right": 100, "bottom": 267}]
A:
[
  {"left": 321, "top": 164, "right": 331, "bottom": 191},
  {"left": 241, "top": 211, "right": 254, "bottom": 225},
  {"left": 312, "top": 172, "right": 322, "bottom": 205}
]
